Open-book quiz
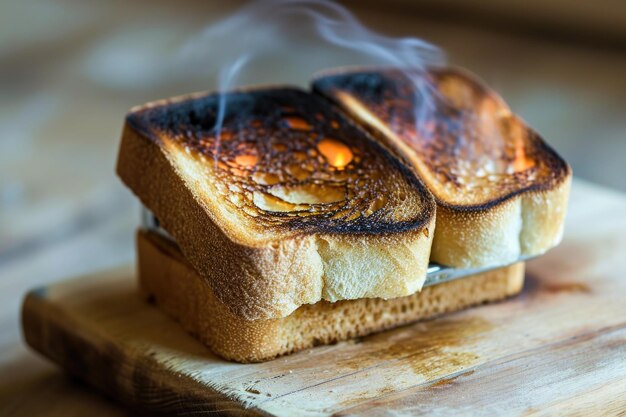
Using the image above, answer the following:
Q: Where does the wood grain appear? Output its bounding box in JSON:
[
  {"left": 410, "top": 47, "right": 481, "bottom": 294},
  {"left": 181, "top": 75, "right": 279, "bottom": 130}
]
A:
[
  {"left": 338, "top": 324, "right": 626, "bottom": 416},
  {"left": 20, "top": 180, "right": 626, "bottom": 416}
]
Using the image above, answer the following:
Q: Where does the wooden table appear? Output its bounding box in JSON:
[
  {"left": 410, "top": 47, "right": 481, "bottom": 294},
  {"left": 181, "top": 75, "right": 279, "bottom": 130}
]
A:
[{"left": 2, "top": 0, "right": 626, "bottom": 415}]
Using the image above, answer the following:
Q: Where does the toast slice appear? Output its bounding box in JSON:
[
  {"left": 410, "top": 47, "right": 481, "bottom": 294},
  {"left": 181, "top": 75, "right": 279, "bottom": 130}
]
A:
[
  {"left": 313, "top": 68, "right": 572, "bottom": 268},
  {"left": 117, "top": 87, "right": 436, "bottom": 320},
  {"left": 138, "top": 230, "right": 525, "bottom": 363}
]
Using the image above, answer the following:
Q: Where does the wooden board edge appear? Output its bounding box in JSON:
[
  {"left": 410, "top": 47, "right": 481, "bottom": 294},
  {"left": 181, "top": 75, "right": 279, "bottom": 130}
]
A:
[{"left": 20, "top": 289, "right": 271, "bottom": 417}]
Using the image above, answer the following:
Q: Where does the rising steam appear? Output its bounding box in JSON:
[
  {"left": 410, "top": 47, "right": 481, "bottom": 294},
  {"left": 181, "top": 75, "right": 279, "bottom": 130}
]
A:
[{"left": 177, "top": 0, "right": 445, "bottom": 164}]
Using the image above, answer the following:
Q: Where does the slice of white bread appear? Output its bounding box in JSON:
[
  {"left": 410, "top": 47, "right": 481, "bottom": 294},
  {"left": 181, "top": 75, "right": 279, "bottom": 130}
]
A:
[
  {"left": 117, "top": 88, "right": 436, "bottom": 320},
  {"left": 137, "top": 230, "right": 525, "bottom": 363},
  {"left": 313, "top": 67, "right": 572, "bottom": 268}
]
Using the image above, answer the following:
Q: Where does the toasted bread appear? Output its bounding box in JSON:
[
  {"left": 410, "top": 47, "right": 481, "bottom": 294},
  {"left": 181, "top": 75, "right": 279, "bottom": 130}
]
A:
[
  {"left": 117, "top": 87, "right": 436, "bottom": 320},
  {"left": 313, "top": 67, "right": 572, "bottom": 268},
  {"left": 137, "top": 231, "right": 525, "bottom": 363}
]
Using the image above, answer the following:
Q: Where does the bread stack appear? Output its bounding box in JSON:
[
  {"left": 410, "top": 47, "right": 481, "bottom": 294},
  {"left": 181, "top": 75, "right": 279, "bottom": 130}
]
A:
[{"left": 116, "top": 67, "right": 571, "bottom": 362}]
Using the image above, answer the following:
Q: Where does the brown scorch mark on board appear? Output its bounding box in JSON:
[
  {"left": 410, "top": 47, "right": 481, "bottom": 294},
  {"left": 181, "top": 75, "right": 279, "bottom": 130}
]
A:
[
  {"left": 542, "top": 282, "right": 591, "bottom": 294},
  {"left": 333, "top": 317, "right": 491, "bottom": 409},
  {"left": 339, "top": 316, "right": 491, "bottom": 380}
]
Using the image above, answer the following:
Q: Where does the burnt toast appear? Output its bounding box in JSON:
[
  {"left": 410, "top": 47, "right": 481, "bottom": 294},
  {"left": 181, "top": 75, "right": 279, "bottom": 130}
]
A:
[
  {"left": 117, "top": 87, "right": 436, "bottom": 320},
  {"left": 313, "top": 68, "right": 572, "bottom": 268}
]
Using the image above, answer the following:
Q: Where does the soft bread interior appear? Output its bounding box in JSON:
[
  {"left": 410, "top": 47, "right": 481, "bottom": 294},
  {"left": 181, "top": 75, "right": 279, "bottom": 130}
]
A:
[{"left": 317, "top": 230, "right": 433, "bottom": 301}]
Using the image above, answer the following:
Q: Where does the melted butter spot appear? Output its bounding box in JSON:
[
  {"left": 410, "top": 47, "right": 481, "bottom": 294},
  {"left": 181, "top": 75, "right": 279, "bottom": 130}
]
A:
[
  {"left": 286, "top": 164, "right": 311, "bottom": 181},
  {"left": 267, "top": 183, "right": 345, "bottom": 205},
  {"left": 273, "top": 143, "right": 288, "bottom": 152},
  {"left": 293, "top": 151, "right": 307, "bottom": 162},
  {"left": 317, "top": 138, "right": 353, "bottom": 168},
  {"left": 338, "top": 316, "right": 491, "bottom": 380},
  {"left": 235, "top": 154, "right": 258, "bottom": 167},
  {"left": 253, "top": 191, "right": 304, "bottom": 212},
  {"left": 230, "top": 167, "right": 245, "bottom": 177},
  {"left": 252, "top": 171, "right": 281, "bottom": 185},
  {"left": 284, "top": 117, "right": 312, "bottom": 131},
  {"left": 217, "top": 131, "right": 233, "bottom": 141}
]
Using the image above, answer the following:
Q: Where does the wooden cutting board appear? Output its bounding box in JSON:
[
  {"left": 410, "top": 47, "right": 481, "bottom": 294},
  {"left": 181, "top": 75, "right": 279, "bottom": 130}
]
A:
[{"left": 21, "top": 181, "right": 626, "bottom": 416}]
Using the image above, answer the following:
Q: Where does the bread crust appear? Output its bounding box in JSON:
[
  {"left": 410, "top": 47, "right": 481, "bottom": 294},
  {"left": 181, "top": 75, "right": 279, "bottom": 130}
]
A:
[
  {"left": 432, "top": 174, "right": 571, "bottom": 267},
  {"left": 117, "top": 88, "right": 436, "bottom": 319},
  {"left": 138, "top": 231, "right": 525, "bottom": 363}
]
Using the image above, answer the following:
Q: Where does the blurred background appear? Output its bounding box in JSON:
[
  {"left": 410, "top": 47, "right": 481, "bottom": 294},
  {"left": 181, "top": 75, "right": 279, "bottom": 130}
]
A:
[{"left": 1, "top": 0, "right": 625, "bottom": 414}]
